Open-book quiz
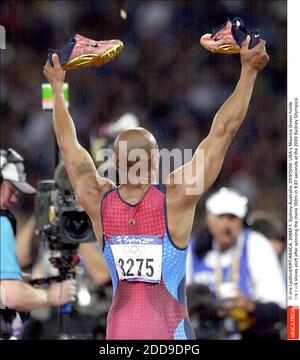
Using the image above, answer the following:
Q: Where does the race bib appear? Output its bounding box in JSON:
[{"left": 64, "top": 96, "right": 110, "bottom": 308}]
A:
[{"left": 109, "top": 235, "right": 163, "bottom": 283}]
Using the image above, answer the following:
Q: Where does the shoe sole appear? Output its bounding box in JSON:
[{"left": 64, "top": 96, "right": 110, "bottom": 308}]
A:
[
  {"left": 200, "top": 40, "right": 240, "bottom": 54},
  {"left": 62, "top": 42, "right": 124, "bottom": 70}
]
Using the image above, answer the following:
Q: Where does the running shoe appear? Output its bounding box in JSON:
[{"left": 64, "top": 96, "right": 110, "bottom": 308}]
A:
[
  {"left": 48, "top": 34, "right": 124, "bottom": 70},
  {"left": 200, "top": 17, "right": 261, "bottom": 54}
]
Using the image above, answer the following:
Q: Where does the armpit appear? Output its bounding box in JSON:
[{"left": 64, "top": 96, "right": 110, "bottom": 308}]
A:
[{"left": 71, "top": 157, "right": 93, "bottom": 176}]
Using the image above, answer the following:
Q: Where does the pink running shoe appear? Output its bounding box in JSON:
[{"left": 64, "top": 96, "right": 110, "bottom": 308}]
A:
[
  {"left": 48, "top": 34, "right": 124, "bottom": 70},
  {"left": 200, "top": 17, "right": 261, "bottom": 54},
  {"left": 200, "top": 19, "right": 240, "bottom": 54}
]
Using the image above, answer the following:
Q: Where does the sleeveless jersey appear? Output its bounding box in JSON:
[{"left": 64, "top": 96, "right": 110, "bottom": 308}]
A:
[{"left": 101, "top": 184, "right": 195, "bottom": 340}]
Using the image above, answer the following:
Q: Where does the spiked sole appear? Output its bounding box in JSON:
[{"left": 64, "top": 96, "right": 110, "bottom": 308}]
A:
[
  {"left": 200, "top": 39, "right": 240, "bottom": 54},
  {"left": 62, "top": 42, "right": 124, "bottom": 70}
]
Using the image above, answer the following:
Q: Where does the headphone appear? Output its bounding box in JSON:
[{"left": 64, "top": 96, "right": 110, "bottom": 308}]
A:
[{"left": 0, "top": 148, "right": 24, "bottom": 185}]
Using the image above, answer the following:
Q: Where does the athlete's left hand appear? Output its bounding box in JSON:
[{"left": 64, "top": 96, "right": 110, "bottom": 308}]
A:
[{"left": 240, "top": 35, "right": 269, "bottom": 73}]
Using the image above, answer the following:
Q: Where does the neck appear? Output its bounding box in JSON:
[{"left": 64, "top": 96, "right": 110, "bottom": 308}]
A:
[
  {"left": 118, "top": 169, "right": 158, "bottom": 186},
  {"left": 119, "top": 183, "right": 153, "bottom": 191},
  {"left": 219, "top": 244, "right": 233, "bottom": 252},
  {"left": 214, "top": 239, "right": 237, "bottom": 252}
]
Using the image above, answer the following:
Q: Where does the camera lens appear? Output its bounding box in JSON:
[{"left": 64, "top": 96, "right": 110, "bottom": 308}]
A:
[{"left": 62, "top": 211, "right": 92, "bottom": 242}]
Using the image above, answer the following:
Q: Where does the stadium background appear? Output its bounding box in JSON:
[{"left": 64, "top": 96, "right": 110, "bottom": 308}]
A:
[{"left": 0, "top": 1, "right": 286, "bottom": 239}]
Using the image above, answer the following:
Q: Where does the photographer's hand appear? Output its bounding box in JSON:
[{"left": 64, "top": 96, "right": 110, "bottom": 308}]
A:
[
  {"left": 47, "top": 279, "right": 77, "bottom": 306},
  {"left": 222, "top": 291, "right": 255, "bottom": 313},
  {"left": 1, "top": 279, "right": 75, "bottom": 311}
]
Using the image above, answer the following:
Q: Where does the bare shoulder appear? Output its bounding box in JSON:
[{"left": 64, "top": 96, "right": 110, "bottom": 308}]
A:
[
  {"left": 76, "top": 177, "right": 116, "bottom": 247},
  {"left": 97, "top": 178, "right": 117, "bottom": 200},
  {"left": 76, "top": 177, "right": 116, "bottom": 220},
  {"left": 165, "top": 181, "right": 201, "bottom": 208},
  {"left": 164, "top": 183, "right": 197, "bottom": 248}
]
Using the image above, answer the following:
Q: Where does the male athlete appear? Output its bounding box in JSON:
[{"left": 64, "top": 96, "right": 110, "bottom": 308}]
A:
[{"left": 43, "top": 35, "right": 269, "bottom": 339}]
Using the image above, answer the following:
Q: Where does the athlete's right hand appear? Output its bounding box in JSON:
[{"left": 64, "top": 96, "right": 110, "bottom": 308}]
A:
[
  {"left": 43, "top": 54, "right": 65, "bottom": 90},
  {"left": 47, "top": 279, "right": 77, "bottom": 306},
  {"left": 240, "top": 35, "right": 269, "bottom": 73}
]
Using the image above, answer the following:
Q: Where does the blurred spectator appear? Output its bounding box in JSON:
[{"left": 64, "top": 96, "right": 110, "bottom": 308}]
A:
[
  {"left": 187, "top": 188, "right": 286, "bottom": 339},
  {"left": 250, "top": 210, "right": 286, "bottom": 275}
]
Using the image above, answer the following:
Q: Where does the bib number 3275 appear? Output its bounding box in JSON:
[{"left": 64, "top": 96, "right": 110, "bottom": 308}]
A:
[{"left": 110, "top": 235, "right": 162, "bottom": 283}]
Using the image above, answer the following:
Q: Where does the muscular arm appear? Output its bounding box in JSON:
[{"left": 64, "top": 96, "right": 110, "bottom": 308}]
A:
[
  {"left": 44, "top": 55, "right": 114, "bottom": 224},
  {"left": 52, "top": 83, "right": 98, "bottom": 192},
  {"left": 166, "top": 37, "right": 269, "bottom": 204},
  {"left": 164, "top": 37, "right": 269, "bottom": 249},
  {"left": 188, "top": 64, "right": 257, "bottom": 194}
]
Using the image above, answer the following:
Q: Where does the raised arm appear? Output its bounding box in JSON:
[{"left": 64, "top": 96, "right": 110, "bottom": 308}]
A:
[
  {"left": 43, "top": 55, "right": 114, "bottom": 222},
  {"left": 166, "top": 36, "right": 269, "bottom": 204}
]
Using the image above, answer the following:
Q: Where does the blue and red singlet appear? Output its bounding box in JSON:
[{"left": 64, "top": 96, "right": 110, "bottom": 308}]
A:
[{"left": 101, "top": 184, "right": 195, "bottom": 340}]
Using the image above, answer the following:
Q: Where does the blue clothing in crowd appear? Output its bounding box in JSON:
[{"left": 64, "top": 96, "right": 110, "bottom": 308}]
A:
[{"left": 0, "top": 215, "right": 22, "bottom": 280}]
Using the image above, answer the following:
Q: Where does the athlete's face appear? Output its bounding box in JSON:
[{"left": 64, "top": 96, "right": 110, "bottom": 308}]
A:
[
  {"left": 0, "top": 181, "right": 19, "bottom": 209},
  {"left": 206, "top": 212, "right": 244, "bottom": 251},
  {"left": 114, "top": 128, "right": 159, "bottom": 184}
]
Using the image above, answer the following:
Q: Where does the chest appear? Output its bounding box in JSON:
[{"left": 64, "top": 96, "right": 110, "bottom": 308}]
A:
[{"left": 102, "top": 197, "right": 165, "bottom": 235}]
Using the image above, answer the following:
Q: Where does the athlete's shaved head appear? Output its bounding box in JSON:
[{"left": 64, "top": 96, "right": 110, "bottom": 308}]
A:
[
  {"left": 114, "top": 127, "right": 158, "bottom": 158},
  {"left": 114, "top": 127, "right": 159, "bottom": 183}
]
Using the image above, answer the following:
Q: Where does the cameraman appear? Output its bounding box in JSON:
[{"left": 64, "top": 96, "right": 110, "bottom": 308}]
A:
[
  {"left": 19, "top": 161, "right": 111, "bottom": 339},
  {"left": 187, "top": 188, "right": 286, "bottom": 339},
  {"left": 0, "top": 148, "right": 76, "bottom": 339}
]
